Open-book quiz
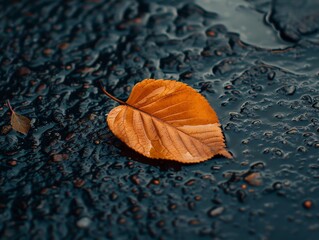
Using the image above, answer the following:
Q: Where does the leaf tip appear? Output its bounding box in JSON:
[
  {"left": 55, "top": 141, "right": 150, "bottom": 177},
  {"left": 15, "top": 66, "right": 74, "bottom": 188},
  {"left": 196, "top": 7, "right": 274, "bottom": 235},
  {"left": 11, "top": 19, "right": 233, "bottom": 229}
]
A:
[{"left": 219, "top": 149, "right": 232, "bottom": 159}]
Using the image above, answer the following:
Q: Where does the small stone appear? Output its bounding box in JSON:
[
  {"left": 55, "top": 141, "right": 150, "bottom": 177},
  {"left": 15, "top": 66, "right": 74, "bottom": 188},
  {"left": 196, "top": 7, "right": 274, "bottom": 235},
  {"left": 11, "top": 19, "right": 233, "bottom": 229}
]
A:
[
  {"left": 7, "top": 160, "right": 17, "bottom": 166},
  {"left": 17, "top": 67, "right": 31, "bottom": 76},
  {"left": 211, "top": 165, "right": 222, "bottom": 170},
  {"left": 74, "top": 178, "right": 85, "bottom": 188},
  {"left": 242, "top": 139, "right": 249, "bottom": 144},
  {"left": 267, "top": 71, "right": 276, "bottom": 80},
  {"left": 65, "top": 65, "right": 72, "bottom": 70},
  {"left": 130, "top": 175, "right": 140, "bottom": 185},
  {"left": 240, "top": 161, "right": 249, "bottom": 166},
  {"left": 303, "top": 200, "right": 313, "bottom": 209},
  {"left": 272, "top": 182, "right": 282, "bottom": 190},
  {"left": 286, "top": 128, "right": 298, "bottom": 134},
  {"left": 206, "top": 30, "right": 216, "bottom": 37},
  {"left": 151, "top": 179, "right": 160, "bottom": 185},
  {"left": 89, "top": 113, "right": 97, "bottom": 121},
  {"left": 194, "top": 195, "right": 201, "bottom": 201},
  {"left": 110, "top": 192, "right": 118, "bottom": 201},
  {"left": 189, "top": 219, "right": 200, "bottom": 225},
  {"left": 78, "top": 67, "right": 95, "bottom": 74},
  {"left": 52, "top": 154, "right": 69, "bottom": 162},
  {"left": 43, "top": 48, "right": 53, "bottom": 56},
  {"left": 58, "top": 42, "right": 70, "bottom": 50},
  {"left": 244, "top": 172, "right": 262, "bottom": 186},
  {"left": 36, "top": 83, "right": 46, "bottom": 92},
  {"left": 185, "top": 179, "right": 196, "bottom": 186},
  {"left": 76, "top": 217, "right": 91, "bottom": 228},
  {"left": 279, "top": 85, "right": 296, "bottom": 95},
  {"left": 180, "top": 71, "right": 193, "bottom": 79},
  {"left": 169, "top": 203, "right": 177, "bottom": 210},
  {"left": 208, "top": 206, "right": 224, "bottom": 217}
]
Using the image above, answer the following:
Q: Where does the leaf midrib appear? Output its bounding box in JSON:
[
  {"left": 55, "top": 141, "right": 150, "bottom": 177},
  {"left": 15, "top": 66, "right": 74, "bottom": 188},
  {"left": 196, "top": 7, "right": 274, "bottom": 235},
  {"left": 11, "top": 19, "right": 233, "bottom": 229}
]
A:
[{"left": 124, "top": 102, "right": 214, "bottom": 153}]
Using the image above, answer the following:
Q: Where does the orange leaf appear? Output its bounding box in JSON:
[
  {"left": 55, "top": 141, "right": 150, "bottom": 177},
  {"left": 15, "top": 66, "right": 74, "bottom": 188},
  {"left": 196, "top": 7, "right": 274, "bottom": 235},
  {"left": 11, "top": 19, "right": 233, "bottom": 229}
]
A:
[
  {"left": 7, "top": 100, "right": 31, "bottom": 135},
  {"left": 102, "top": 79, "right": 231, "bottom": 163}
]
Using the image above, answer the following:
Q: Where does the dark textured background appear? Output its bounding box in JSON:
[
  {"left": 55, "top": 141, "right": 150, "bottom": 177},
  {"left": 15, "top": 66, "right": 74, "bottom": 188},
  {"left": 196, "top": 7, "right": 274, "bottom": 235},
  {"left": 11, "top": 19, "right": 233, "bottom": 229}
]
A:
[{"left": 0, "top": 0, "right": 319, "bottom": 239}]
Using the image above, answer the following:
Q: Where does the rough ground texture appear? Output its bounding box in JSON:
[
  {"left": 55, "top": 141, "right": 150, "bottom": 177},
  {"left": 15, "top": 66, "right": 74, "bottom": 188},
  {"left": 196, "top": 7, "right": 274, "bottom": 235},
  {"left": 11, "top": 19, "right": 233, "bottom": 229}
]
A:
[{"left": 0, "top": 0, "right": 319, "bottom": 239}]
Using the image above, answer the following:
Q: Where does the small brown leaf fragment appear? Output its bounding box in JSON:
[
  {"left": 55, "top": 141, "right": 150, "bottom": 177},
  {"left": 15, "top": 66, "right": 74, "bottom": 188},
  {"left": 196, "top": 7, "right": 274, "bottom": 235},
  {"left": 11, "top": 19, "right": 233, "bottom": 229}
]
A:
[
  {"left": 7, "top": 100, "right": 31, "bottom": 135},
  {"left": 1, "top": 125, "right": 12, "bottom": 135},
  {"left": 244, "top": 172, "right": 262, "bottom": 186}
]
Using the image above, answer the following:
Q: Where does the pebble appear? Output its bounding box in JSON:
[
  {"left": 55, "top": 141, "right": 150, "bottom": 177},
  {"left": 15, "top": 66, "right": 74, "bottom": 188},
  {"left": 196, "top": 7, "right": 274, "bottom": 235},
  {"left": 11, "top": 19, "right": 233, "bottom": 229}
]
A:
[
  {"left": 7, "top": 160, "right": 17, "bottom": 166},
  {"left": 283, "top": 85, "right": 296, "bottom": 95},
  {"left": 73, "top": 179, "right": 85, "bottom": 188},
  {"left": 185, "top": 179, "right": 196, "bottom": 186},
  {"left": 130, "top": 175, "right": 140, "bottom": 185},
  {"left": 272, "top": 182, "right": 283, "bottom": 190},
  {"left": 17, "top": 67, "right": 31, "bottom": 76},
  {"left": 208, "top": 206, "right": 224, "bottom": 217},
  {"left": 1, "top": 125, "right": 12, "bottom": 135},
  {"left": 244, "top": 172, "right": 262, "bottom": 186},
  {"left": 303, "top": 200, "right": 313, "bottom": 209},
  {"left": 110, "top": 192, "right": 118, "bottom": 201},
  {"left": 52, "top": 154, "right": 69, "bottom": 162},
  {"left": 151, "top": 179, "right": 160, "bottom": 185},
  {"left": 76, "top": 217, "right": 91, "bottom": 228},
  {"left": 58, "top": 42, "right": 70, "bottom": 50},
  {"left": 267, "top": 71, "right": 276, "bottom": 80}
]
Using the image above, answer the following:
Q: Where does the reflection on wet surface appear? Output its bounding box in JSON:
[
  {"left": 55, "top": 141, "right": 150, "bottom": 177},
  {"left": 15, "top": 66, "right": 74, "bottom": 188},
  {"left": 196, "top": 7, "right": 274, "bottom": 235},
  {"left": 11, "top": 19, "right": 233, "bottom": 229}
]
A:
[{"left": 196, "top": 0, "right": 290, "bottom": 49}]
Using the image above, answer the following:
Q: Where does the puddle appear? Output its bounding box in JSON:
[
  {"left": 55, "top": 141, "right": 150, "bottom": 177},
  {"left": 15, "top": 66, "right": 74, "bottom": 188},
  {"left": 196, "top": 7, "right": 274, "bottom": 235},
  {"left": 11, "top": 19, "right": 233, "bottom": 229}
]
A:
[{"left": 196, "top": 0, "right": 291, "bottom": 49}]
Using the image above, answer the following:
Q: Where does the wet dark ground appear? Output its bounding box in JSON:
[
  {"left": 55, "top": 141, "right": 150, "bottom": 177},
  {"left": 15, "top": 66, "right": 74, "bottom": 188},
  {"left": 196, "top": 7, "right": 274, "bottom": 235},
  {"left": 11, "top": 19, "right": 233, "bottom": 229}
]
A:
[{"left": 0, "top": 0, "right": 319, "bottom": 239}]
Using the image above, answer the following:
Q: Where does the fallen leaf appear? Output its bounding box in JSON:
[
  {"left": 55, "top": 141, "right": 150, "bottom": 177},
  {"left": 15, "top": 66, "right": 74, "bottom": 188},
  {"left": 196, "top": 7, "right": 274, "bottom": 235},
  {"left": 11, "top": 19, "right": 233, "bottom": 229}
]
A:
[
  {"left": 7, "top": 100, "right": 31, "bottom": 135},
  {"left": 101, "top": 79, "right": 231, "bottom": 163}
]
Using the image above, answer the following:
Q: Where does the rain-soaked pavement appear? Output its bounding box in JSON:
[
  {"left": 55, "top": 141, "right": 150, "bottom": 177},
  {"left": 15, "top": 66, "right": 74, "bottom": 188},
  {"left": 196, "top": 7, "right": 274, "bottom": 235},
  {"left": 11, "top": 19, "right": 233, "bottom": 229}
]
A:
[{"left": 0, "top": 0, "right": 319, "bottom": 239}]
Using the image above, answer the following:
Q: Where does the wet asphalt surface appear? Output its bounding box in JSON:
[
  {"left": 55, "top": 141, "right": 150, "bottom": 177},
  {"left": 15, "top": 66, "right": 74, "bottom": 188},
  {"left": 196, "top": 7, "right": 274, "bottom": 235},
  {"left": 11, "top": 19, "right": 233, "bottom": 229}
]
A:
[{"left": 0, "top": 0, "right": 319, "bottom": 239}]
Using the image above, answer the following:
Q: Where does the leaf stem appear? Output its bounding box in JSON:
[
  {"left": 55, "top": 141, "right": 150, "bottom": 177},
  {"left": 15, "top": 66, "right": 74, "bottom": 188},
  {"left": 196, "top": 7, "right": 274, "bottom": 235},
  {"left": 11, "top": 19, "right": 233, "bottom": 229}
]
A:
[
  {"left": 7, "top": 100, "right": 14, "bottom": 113},
  {"left": 99, "top": 81, "right": 126, "bottom": 105}
]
